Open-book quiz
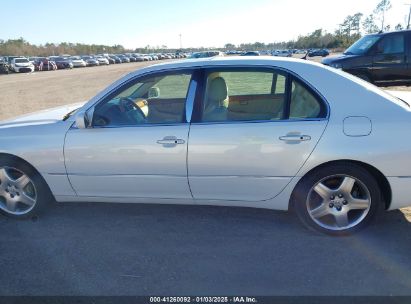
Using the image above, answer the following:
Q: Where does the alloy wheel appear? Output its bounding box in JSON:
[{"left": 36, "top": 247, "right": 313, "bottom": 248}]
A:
[
  {"left": 306, "top": 174, "right": 371, "bottom": 231},
  {"left": 0, "top": 167, "right": 37, "bottom": 215}
]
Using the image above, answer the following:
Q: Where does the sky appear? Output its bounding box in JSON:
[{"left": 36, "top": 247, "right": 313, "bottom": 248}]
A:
[{"left": 0, "top": 0, "right": 408, "bottom": 49}]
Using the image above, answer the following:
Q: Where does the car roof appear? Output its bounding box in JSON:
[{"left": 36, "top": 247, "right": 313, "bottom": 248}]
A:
[
  {"left": 367, "top": 29, "right": 411, "bottom": 37},
  {"left": 137, "top": 56, "right": 321, "bottom": 74}
]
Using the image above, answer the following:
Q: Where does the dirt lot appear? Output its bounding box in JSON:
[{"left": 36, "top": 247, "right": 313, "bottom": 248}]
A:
[
  {"left": 0, "top": 61, "right": 164, "bottom": 121},
  {"left": 0, "top": 55, "right": 410, "bottom": 121}
]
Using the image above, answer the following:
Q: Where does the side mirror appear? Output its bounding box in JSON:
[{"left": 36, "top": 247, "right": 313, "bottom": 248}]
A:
[{"left": 75, "top": 108, "right": 93, "bottom": 129}]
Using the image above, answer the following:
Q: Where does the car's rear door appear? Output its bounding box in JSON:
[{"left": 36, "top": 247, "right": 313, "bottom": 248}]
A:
[
  {"left": 187, "top": 68, "right": 328, "bottom": 202},
  {"left": 64, "top": 70, "right": 196, "bottom": 199}
]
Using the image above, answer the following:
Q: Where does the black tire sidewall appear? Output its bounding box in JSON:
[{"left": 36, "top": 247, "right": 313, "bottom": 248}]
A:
[{"left": 292, "top": 163, "right": 382, "bottom": 236}]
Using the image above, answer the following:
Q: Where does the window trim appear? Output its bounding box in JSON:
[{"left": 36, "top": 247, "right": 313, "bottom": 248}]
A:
[
  {"left": 191, "top": 66, "right": 329, "bottom": 125},
  {"left": 288, "top": 75, "right": 328, "bottom": 121},
  {"left": 90, "top": 69, "right": 196, "bottom": 128}
]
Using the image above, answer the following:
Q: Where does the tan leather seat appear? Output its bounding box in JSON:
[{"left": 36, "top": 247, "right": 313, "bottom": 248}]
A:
[{"left": 203, "top": 77, "right": 229, "bottom": 122}]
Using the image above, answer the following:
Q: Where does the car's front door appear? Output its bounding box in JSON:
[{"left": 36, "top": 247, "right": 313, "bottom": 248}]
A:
[
  {"left": 187, "top": 68, "right": 328, "bottom": 201},
  {"left": 64, "top": 70, "right": 195, "bottom": 199},
  {"left": 372, "top": 33, "right": 408, "bottom": 81}
]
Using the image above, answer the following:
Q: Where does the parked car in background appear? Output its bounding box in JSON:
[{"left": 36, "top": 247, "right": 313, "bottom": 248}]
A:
[
  {"left": 5, "top": 56, "right": 20, "bottom": 66},
  {"left": 273, "top": 50, "right": 293, "bottom": 57},
  {"left": 50, "top": 57, "right": 74, "bottom": 69},
  {"left": 116, "top": 54, "right": 130, "bottom": 63},
  {"left": 308, "top": 49, "right": 330, "bottom": 57},
  {"left": 70, "top": 56, "right": 87, "bottom": 68},
  {"left": 10, "top": 57, "right": 34, "bottom": 73},
  {"left": 108, "top": 55, "right": 122, "bottom": 64},
  {"left": 190, "top": 51, "right": 223, "bottom": 59},
  {"left": 33, "top": 58, "right": 57, "bottom": 71},
  {"left": 95, "top": 56, "right": 110, "bottom": 65},
  {"left": 295, "top": 49, "right": 307, "bottom": 54},
  {"left": 28, "top": 57, "right": 38, "bottom": 64},
  {"left": 242, "top": 51, "right": 260, "bottom": 56},
  {"left": 81, "top": 56, "right": 99, "bottom": 67},
  {"left": 322, "top": 29, "right": 410, "bottom": 84},
  {"left": 126, "top": 54, "right": 138, "bottom": 62},
  {"left": 132, "top": 54, "right": 145, "bottom": 62},
  {"left": 0, "top": 57, "right": 10, "bottom": 74}
]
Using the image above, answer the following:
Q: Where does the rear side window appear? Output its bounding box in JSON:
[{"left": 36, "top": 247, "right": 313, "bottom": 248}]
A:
[
  {"left": 290, "top": 80, "right": 324, "bottom": 119},
  {"left": 377, "top": 34, "right": 405, "bottom": 54},
  {"left": 201, "top": 70, "right": 287, "bottom": 122},
  {"left": 199, "top": 68, "right": 326, "bottom": 123}
]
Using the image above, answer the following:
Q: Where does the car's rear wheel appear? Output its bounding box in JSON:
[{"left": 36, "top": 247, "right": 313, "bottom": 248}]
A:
[
  {"left": 0, "top": 157, "right": 51, "bottom": 219},
  {"left": 292, "top": 163, "right": 382, "bottom": 235}
]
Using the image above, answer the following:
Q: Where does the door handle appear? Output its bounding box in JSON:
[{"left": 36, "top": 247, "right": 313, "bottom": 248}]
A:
[
  {"left": 279, "top": 135, "right": 311, "bottom": 142},
  {"left": 157, "top": 136, "right": 185, "bottom": 146}
]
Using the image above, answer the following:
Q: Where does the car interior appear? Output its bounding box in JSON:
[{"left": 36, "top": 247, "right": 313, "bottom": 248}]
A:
[
  {"left": 202, "top": 71, "right": 287, "bottom": 122},
  {"left": 92, "top": 70, "right": 323, "bottom": 127}
]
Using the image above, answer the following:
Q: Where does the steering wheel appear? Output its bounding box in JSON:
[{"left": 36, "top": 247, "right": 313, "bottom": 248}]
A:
[{"left": 119, "top": 97, "right": 147, "bottom": 124}]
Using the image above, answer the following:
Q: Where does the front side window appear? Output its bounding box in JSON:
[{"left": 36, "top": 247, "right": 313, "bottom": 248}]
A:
[
  {"left": 377, "top": 34, "right": 405, "bottom": 54},
  {"left": 201, "top": 70, "right": 287, "bottom": 122},
  {"left": 93, "top": 72, "right": 192, "bottom": 127}
]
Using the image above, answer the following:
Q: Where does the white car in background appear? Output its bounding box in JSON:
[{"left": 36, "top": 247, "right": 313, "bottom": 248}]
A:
[
  {"left": 10, "top": 57, "right": 34, "bottom": 73},
  {"left": 273, "top": 50, "right": 292, "bottom": 57},
  {"left": 69, "top": 56, "right": 87, "bottom": 67},
  {"left": 95, "top": 56, "right": 110, "bottom": 65},
  {"left": 0, "top": 57, "right": 410, "bottom": 236}
]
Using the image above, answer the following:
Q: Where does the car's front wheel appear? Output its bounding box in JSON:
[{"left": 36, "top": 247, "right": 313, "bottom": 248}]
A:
[
  {"left": 0, "top": 157, "right": 51, "bottom": 219},
  {"left": 292, "top": 163, "right": 382, "bottom": 235}
]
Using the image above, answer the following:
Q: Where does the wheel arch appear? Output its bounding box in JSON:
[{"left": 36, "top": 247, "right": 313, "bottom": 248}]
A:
[
  {"left": 0, "top": 152, "right": 55, "bottom": 201},
  {"left": 293, "top": 159, "right": 391, "bottom": 210}
]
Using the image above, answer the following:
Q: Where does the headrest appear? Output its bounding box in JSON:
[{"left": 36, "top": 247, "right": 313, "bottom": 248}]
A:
[
  {"left": 207, "top": 77, "right": 228, "bottom": 103},
  {"left": 148, "top": 87, "right": 160, "bottom": 98}
]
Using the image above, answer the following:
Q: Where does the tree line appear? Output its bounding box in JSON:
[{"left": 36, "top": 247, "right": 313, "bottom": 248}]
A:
[
  {"left": 226, "top": 0, "right": 403, "bottom": 51},
  {"left": 0, "top": 38, "right": 127, "bottom": 56},
  {"left": 0, "top": 0, "right": 406, "bottom": 56}
]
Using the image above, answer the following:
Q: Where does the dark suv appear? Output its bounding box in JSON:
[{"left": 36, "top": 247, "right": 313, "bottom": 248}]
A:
[{"left": 322, "top": 30, "right": 410, "bottom": 83}]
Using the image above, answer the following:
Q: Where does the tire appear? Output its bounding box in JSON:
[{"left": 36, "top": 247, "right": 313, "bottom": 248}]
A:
[
  {"left": 0, "top": 156, "right": 53, "bottom": 219},
  {"left": 291, "top": 162, "right": 383, "bottom": 236}
]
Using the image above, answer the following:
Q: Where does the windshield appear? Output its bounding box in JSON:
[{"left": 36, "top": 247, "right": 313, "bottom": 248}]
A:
[
  {"left": 15, "top": 58, "right": 29, "bottom": 63},
  {"left": 344, "top": 35, "right": 380, "bottom": 55}
]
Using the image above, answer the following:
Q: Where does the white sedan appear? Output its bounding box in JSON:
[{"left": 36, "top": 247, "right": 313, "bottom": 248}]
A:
[{"left": 0, "top": 57, "right": 410, "bottom": 235}]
